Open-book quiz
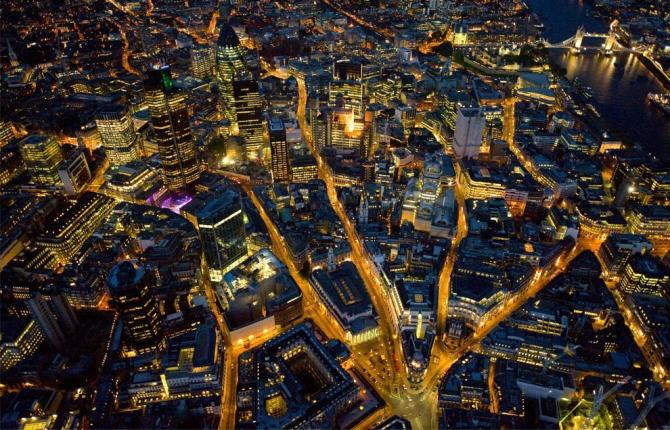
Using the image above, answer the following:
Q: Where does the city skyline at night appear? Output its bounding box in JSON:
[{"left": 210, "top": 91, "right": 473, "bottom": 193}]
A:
[{"left": 1, "top": 0, "right": 670, "bottom": 429}]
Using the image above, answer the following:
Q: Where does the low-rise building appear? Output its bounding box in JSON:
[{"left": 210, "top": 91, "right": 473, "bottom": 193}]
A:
[{"left": 309, "top": 262, "right": 380, "bottom": 344}]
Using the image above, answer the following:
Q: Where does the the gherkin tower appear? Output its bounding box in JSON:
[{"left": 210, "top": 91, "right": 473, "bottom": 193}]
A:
[{"left": 216, "top": 22, "right": 247, "bottom": 125}]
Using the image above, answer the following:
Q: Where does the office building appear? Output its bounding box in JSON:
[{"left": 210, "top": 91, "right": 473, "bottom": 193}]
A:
[
  {"left": 191, "top": 43, "right": 215, "bottom": 80},
  {"left": 18, "top": 134, "right": 64, "bottom": 186},
  {"left": 95, "top": 104, "right": 142, "bottom": 165},
  {"left": 28, "top": 293, "right": 65, "bottom": 350},
  {"left": 28, "top": 291, "right": 78, "bottom": 350},
  {"left": 0, "top": 120, "right": 15, "bottom": 148},
  {"left": 144, "top": 66, "right": 200, "bottom": 190},
  {"left": 599, "top": 233, "right": 653, "bottom": 277},
  {"left": 196, "top": 190, "right": 248, "bottom": 282},
  {"left": 105, "top": 161, "right": 161, "bottom": 204},
  {"left": 627, "top": 204, "right": 670, "bottom": 239},
  {"left": 58, "top": 149, "right": 91, "bottom": 195},
  {"left": 269, "top": 117, "right": 290, "bottom": 182},
  {"left": 618, "top": 254, "right": 670, "bottom": 297},
  {"left": 221, "top": 249, "right": 303, "bottom": 343},
  {"left": 329, "top": 60, "right": 364, "bottom": 117},
  {"left": 235, "top": 323, "right": 359, "bottom": 429},
  {"left": 124, "top": 320, "right": 223, "bottom": 406},
  {"left": 290, "top": 154, "right": 318, "bottom": 183},
  {"left": 216, "top": 23, "right": 247, "bottom": 123},
  {"left": 35, "top": 192, "right": 116, "bottom": 267},
  {"left": 107, "top": 261, "right": 165, "bottom": 354},
  {"left": 310, "top": 262, "right": 380, "bottom": 344},
  {"left": 0, "top": 317, "right": 44, "bottom": 372},
  {"left": 0, "top": 144, "right": 26, "bottom": 186},
  {"left": 453, "top": 107, "right": 486, "bottom": 159},
  {"left": 233, "top": 79, "right": 265, "bottom": 160}
]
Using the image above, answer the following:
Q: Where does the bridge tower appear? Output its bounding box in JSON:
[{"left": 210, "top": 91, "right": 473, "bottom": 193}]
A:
[{"left": 573, "top": 26, "right": 585, "bottom": 50}]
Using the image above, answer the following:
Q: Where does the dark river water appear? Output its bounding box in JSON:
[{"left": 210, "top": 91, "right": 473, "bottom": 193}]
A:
[{"left": 525, "top": 0, "right": 670, "bottom": 158}]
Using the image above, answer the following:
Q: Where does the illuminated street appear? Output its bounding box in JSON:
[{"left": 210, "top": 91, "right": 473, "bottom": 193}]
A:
[{"left": 3, "top": 0, "right": 670, "bottom": 428}]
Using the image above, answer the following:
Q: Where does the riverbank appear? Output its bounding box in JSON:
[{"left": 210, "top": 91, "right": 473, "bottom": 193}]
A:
[
  {"left": 636, "top": 52, "right": 670, "bottom": 92},
  {"left": 526, "top": 0, "right": 670, "bottom": 154}
]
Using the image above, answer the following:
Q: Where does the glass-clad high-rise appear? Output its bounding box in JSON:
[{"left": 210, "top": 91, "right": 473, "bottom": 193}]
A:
[
  {"left": 95, "top": 104, "right": 141, "bottom": 165},
  {"left": 144, "top": 66, "right": 200, "bottom": 190},
  {"left": 107, "top": 261, "right": 165, "bottom": 354},
  {"left": 197, "top": 190, "right": 247, "bottom": 282},
  {"left": 216, "top": 23, "right": 246, "bottom": 124}
]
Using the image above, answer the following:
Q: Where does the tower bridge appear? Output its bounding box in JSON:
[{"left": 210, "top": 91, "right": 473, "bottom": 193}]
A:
[{"left": 543, "top": 22, "right": 632, "bottom": 55}]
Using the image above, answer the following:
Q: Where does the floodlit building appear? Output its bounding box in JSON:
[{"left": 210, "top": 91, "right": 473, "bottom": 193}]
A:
[
  {"left": 453, "top": 107, "right": 485, "bottom": 160},
  {"left": 309, "top": 262, "right": 380, "bottom": 344},
  {"left": 95, "top": 104, "right": 142, "bottom": 165},
  {"left": 220, "top": 249, "right": 303, "bottom": 344},
  {"left": 18, "top": 134, "right": 63, "bottom": 186}
]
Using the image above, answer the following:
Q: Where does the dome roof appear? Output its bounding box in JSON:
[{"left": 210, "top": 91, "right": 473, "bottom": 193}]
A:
[{"left": 217, "top": 23, "right": 241, "bottom": 48}]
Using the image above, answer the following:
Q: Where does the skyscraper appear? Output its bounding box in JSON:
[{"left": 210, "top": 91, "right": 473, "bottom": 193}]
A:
[
  {"left": 28, "top": 291, "right": 79, "bottom": 350},
  {"left": 233, "top": 79, "right": 265, "bottom": 160},
  {"left": 197, "top": 190, "right": 247, "bottom": 282},
  {"left": 28, "top": 293, "right": 66, "bottom": 350},
  {"left": 216, "top": 23, "right": 246, "bottom": 124},
  {"left": 269, "top": 117, "right": 289, "bottom": 182},
  {"left": 330, "top": 60, "right": 364, "bottom": 118},
  {"left": 18, "top": 134, "right": 64, "bottom": 186},
  {"left": 95, "top": 104, "right": 142, "bottom": 165},
  {"left": 144, "top": 66, "right": 200, "bottom": 190},
  {"left": 453, "top": 107, "right": 485, "bottom": 159},
  {"left": 107, "top": 261, "right": 165, "bottom": 354}
]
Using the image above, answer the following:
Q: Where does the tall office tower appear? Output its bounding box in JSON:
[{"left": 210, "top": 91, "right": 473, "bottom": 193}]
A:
[
  {"left": 0, "top": 121, "right": 15, "bottom": 148},
  {"left": 191, "top": 43, "right": 215, "bottom": 80},
  {"left": 330, "top": 107, "right": 365, "bottom": 152},
  {"left": 269, "top": 117, "right": 290, "bottom": 182},
  {"left": 107, "top": 261, "right": 165, "bottom": 354},
  {"left": 48, "top": 291, "right": 79, "bottom": 333},
  {"left": 453, "top": 107, "right": 486, "bottom": 159},
  {"left": 18, "top": 135, "right": 64, "bottom": 186},
  {"left": 233, "top": 79, "right": 265, "bottom": 160},
  {"left": 216, "top": 23, "right": 247, "bottom": 124},
  {"left": 312, "top": 106, "right": 332, "bottom": 151},
  {"left": 197, "top": 190, "right": 247, "bottom": 282},
  {"left": 329, "top": 60, "right": 364, "bottom": 118},
  {"left": 28, "top": 291, "right": 78, "bottom": 350},
  {"left": 361, "top": 105, "right": 382, "bottom": 158},
  {"left": 95, "top": 104, "right": 142, "bottom": 165},
  {"left": 307, "top": 93, "right": 321, "bottom": 130},
  {"left": 144, "top": 66, "right": 200, "bottom": 190},
  {"left": 28, "top": 293, "right": 66, "bottom": 350}
]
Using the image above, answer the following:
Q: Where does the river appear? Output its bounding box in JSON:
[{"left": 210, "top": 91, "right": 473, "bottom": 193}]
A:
[{"left": 525, "top": 0, "right": 670, "bottom": 158}]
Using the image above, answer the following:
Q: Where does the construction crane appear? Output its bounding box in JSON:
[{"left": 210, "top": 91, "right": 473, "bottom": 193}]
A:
[
  {"left": 628, "top": 385, "right": 670, "bottom": 430},
  {"left": 582, "top": 376, "right": 631, "bottom": 430}
]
